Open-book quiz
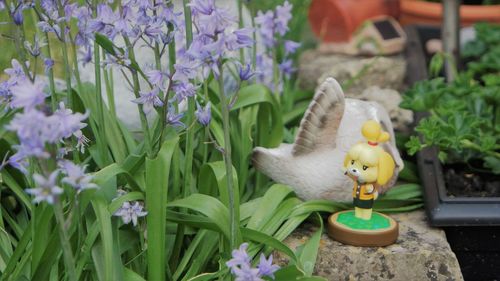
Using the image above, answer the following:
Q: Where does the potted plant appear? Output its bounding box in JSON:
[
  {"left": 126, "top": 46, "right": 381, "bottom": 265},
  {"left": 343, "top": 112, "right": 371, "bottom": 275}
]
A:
[
  {"left": 403, "top": 23, "right": 500, "bottom": 280},
  {"left": 400, "top": 0, "right": 500, "bottom": 26}
]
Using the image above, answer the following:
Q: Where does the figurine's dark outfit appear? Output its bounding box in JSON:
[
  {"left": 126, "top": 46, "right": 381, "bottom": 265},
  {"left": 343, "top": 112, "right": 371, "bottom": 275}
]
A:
[{"left": 352, "top": 182, "right": 375, "bottom": 209}]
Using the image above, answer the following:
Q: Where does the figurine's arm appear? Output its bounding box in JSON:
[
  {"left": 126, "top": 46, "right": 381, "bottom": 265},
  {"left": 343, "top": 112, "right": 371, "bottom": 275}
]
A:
[{"left": 365, "top": 184, "right": 374, "bottom": 194}]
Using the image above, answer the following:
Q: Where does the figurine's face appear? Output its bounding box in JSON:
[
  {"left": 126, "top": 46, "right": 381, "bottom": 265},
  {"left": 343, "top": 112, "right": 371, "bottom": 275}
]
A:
[{"left": 346, "top": 158, "right": 378, "bottom": 184}]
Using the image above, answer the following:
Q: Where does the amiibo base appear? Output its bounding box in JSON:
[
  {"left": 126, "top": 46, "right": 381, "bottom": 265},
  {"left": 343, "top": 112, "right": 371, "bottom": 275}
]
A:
[{"left": 328, "top": 210, "right": 398, "bottom": 247}]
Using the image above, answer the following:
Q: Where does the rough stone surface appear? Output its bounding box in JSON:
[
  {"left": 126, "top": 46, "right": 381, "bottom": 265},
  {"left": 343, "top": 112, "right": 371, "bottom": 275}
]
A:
[
  {"left": 358, "top": 86, "right": 413, "bottom": 132},
  {"left": 298, "top": 49, "right": 406, "bottom": 96},
  {"left": 275, "top": 211, "right": 464, "bottom": 281}
]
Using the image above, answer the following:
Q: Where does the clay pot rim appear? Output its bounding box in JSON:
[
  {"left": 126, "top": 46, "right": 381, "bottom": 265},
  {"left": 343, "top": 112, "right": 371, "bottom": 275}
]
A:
[{"left": 401, "top": 0, "right": 500, "bottom": 20}]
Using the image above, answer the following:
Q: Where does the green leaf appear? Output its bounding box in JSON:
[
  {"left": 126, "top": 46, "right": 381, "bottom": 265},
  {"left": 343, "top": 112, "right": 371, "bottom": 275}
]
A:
[
  {"left": 296, "top": 214, "right": 322, "bottom": 276},
  {"left": 168, "top": 194, "right": 230, "bottom": 239},
  {"left": 246, "top": 184, "right": 293, "bottom": 230},
  {"left": 146, "top": 136, "right": 178, "bottom": 281},
  {"left": 274, "top": 265, "right": 307, "bottom": 281},
  {"left": 232, "top": 84, "right": 283, "bottom": 147},
  {"left": 241, "top": 228, "right": 297, "bottom": 263}
]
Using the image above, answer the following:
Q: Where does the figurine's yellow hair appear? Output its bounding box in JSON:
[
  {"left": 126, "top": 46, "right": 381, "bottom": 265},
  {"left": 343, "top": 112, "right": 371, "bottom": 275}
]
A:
[
  {"left": 343, "top": 120, "right": 395, "bottom": 185},
  {"left": 362, "top": 120, "right": 390, "bottom": 144}
]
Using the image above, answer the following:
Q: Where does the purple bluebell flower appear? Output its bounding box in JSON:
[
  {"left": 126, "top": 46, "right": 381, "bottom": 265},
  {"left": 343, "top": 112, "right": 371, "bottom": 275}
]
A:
[
  {"left": 59, "top": 160, "right": 97, "bottom": 192},
  {"left": 6, "top": 152, "right": 29, "bottom": 174},
  {"left": 6, "top": 109, "right": 49, "bottom": 158},
  {"left": 79, "top": 47, "right": 92, "bottom": 66},
  {"left": 257, "top": 254, "right": 280, "bottom": 279},
  {"left": 226, "top": 243, "right": 280, "bottom": 281},
  {"left": 238, "top": 63, "right": 255, "bottom": 81},
  {"left": 101, "top": 49, "right": 131, "bottom": 70},
  {"left": 74, "top": 130, "right": 90, "bottom": 153},
  {"left": 173, "top": 82, "right": 198, "bottom": 101},
  {"left": 9, "top": 80, "right": 46, "bottom": 110},
  {"left": 255, "top": 10, "right": 275, "bottom": 48},
  {"left": 0, "top": 80, "right": 12, "bottom": 103},
  {"left": 255, "top": 53, "right": 277, "bottom": 91},
  {"left": 12, "top": 7, "right": 23, "bottom": 25},
  {"left": 279, "top": 59, "right": 295, "bottom": 78},
  {"left": 24, "top": 35, "right": 46, "bottom": 57},
  {"left": 233, "top": 264, "right": 263, "bottom": 281},
  {"left": 38, "top": 20, "right": 62, "bottom": 38},
  {"left": 49, "top": 102, "right": 89, "bottom": 141},
  {"left": 172, "top": 57, "right": 199, "bottom": 82},
  {"left": 284, "top": 40, "right": 300, "bottom": 55},
  {"left": 44, "top": 58, "right": 54, "bottom": 73},
  {"left": 146, "top": 69, "right": 169, "bottom": 90},
  {"left": 143, "top": 19, "right": 163, "bottom": 43},
  {"left": 4, "top": 59, "right": 28, "bottom": 84},
  {"left": 166, "top": 106, "right": 185, "bottom": 128},
  {"left": 26, "top": 171, "right": 64, "bottom": 205},
  {"left": 189, "top": 0, "right": 215, "bottom": 16},
  {"left": 226, "top": 243, "right": 251, "bottom": 271},
  {"left": 195, "top": 102, "right": 211, "bottom": 126},
  {"left": 0, "top": 0, "right": 5, "bottom": 11},
  {"left": 132, "top": 87, "right": 163, "bottom": 113},
  {"left": 225, "top": 28, "right": 254, "bottom": 51},
  {"left": 274, "top": 1, "right": 292, "bottom": 36},
  {"left": 113, "top": 201, "right": 147, "bottom": 226}
]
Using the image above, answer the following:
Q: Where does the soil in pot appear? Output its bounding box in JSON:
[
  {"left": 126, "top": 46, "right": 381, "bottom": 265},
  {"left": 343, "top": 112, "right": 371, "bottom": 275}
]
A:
[{"left": 444, "top": 163, "right": 500, "bottom": 198}]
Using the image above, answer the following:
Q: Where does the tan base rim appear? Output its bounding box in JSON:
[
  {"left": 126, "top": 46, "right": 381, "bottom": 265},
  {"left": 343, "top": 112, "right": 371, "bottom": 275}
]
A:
[{"left": 327, "top": 210, "right": 398, "bottom": 247}]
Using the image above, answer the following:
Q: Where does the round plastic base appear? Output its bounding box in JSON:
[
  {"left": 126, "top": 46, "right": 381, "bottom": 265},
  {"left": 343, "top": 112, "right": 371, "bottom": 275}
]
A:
[{"left": 327, "top": 210, "right": 398, "bottom": 247}]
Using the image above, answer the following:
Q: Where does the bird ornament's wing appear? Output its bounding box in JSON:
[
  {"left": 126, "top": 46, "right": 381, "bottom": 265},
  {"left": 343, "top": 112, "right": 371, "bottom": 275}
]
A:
[{"left": 292, "top": 78, "right": 345, "bottom": 156}]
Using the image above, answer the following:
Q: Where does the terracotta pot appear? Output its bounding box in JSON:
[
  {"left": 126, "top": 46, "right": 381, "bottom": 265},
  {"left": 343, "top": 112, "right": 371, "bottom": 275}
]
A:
[
  {"left": 308, "top": 0, "right": 400, "bottom": 42},
  {"left": 400, "top": 0, "right": 500, "bottom": 26}
]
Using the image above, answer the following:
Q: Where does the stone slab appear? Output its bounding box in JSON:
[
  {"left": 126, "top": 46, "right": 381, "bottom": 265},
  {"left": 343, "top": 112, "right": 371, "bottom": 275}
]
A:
[
  {"left": 275, "top": 210, "right": 464, "bottom": 281},
  {"left": 298, "top": 49, "right": 406, "bottom": 96}
]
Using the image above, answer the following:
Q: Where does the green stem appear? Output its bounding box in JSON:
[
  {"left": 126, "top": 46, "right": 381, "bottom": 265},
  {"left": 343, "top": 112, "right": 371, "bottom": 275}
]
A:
[
  {"left": 250, "top": 6, "right": 257, "bottom": 70},
  {"left": 237, "top": 0, "right": 244, "bottom": 62},
  {"left": 272, "top": 48, "right": 280, "bottom": 103},
  {"left": 44, "top": 34, "right": 58, "bottom": 111},
  {"left": 102, "top": 49, "right": 116, "bottom": 119},
  {"left": 218, "top": 67, "right": 239, "bottom": 250},
  {"left": 461, "top": 139, "right": 500, "bottom": 158},
  {"left": 171, "top": 0, "right": 196, "bottom": 268},
  {"left": 53, "top": 200, "right": 77, "bottom": 281},
  {"left": 93, "top": 42, "right": 110, "bottom": 164}
]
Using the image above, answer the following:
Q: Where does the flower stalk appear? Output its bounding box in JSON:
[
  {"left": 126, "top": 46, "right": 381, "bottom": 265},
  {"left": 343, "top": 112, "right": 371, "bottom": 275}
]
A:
[{"left": 53, "top": 199, "right": 77, "bottom": 281}]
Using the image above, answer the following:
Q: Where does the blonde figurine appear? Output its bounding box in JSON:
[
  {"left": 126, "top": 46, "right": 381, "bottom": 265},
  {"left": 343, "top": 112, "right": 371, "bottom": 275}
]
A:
[
  {"left": 343, "top": 120, "right": 395, "bottom": 220},
  {"left": 328, "top": 120, "right": 399, "bottom": 247}
]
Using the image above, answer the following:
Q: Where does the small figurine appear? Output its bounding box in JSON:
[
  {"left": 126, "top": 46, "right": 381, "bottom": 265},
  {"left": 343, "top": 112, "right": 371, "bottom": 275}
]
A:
[
  {"left": 343, "top": 120, "right": 395, "bottom": 220},
  {"left": 328, "top": 120, "right": 399, "bottom": 247},
  {"left": 252, "top": 77, "right": 403, "bottom": 202}
]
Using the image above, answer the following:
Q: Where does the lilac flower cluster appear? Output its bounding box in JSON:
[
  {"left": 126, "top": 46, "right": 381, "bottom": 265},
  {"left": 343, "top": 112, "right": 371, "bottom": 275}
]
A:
[
  {"left": 0, "top": 58, "right": 95, "bottom": 204},
  {"left": 226, "top": 243, "right": 280, "bottom": 281},
  {"left": 254, "top": 1, "right": 300, "bottom": 93}
]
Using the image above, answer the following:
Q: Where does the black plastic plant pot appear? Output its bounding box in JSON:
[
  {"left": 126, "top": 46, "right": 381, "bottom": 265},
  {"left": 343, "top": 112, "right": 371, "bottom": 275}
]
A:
[
  {"left": 416, "top": 140, "right": 500, "bottom": 226},
  {"left": 405, "top": 25, "right": 500, "bottom": 227}
]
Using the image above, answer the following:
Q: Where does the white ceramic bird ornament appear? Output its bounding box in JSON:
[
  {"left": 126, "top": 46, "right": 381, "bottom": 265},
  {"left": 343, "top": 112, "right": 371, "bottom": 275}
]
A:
[{"left": 252, "top": 77, "right": 404, "bottom": 202}]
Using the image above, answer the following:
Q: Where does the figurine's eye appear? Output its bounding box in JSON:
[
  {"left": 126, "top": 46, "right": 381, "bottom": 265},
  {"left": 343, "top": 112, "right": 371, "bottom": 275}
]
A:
[
  {"left": 351, "top": 160, "right": 355, "bottom": 165},
  {"left": 362, "top": 165, "right": 368, "bottom": 171}
]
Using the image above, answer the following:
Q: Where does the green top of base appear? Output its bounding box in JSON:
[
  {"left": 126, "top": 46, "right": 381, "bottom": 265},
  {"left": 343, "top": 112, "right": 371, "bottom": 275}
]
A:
[{"left": 337, "top": 211, "right": 390, "bottom": 230}]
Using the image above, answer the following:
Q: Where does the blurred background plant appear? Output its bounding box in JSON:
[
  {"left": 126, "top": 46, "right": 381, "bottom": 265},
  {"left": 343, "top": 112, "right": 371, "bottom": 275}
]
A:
[
  {"left": 0, "top": 1, "right": 422, "bottom": 280},
  {"left": 401, "top": 23, "right": 500, "bottom": 175}
]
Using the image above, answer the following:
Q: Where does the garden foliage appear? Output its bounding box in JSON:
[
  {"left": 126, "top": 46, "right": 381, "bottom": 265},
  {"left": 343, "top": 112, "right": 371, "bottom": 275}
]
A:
[
  {"left": 401, "top": 23, "right": 500, "bottom": 174},
  {"left": 0, "top": 1, "right": 422, "bottom": 280}
]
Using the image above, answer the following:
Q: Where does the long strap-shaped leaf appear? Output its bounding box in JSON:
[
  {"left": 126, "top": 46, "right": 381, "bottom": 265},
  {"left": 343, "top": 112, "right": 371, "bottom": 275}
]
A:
[{"left": 146, "top": 136, "right": 178, "bottom": 281}]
